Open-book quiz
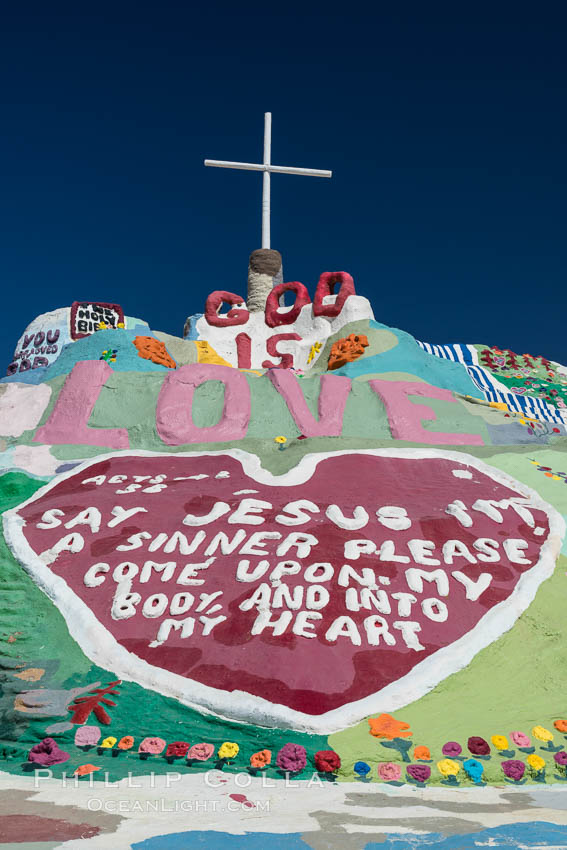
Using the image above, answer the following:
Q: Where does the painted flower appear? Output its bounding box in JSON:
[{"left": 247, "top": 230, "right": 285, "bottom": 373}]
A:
[
  {"left": 166, "top": 741, "right": 190, "bottom": 758},
  {"left": 413, "top": 745, "right": 431, "bottom": 761},
  {"left": 406, "top": 764, "right": 430, "bottom": 783},
  {"left": 354, "top": 761, "right": 371, "bottom": 777},
  {"left": 100, "top": 736, "right": 117, "bottom": 749},
  {"left": 510, "top": 731, "right": 531, "bottom": 748},
  {"left": 74, "top": 764, "right": 101, "bottom": 776},
  {"left": 377, "top": 762, "right": 402, "bottom": 782},
  {"left": 368, "top": 714, "right": 412, "bottom": 740},
  {"left": 187, "top": 743, "right": 214, "bottom": 761},
  {"left": 526, "top": 753, "right": 546, "bottom": 772},
  {"left": 74, "top": 726, "right": 101, "bottom": 747},
  {"left": 491, "top": 735, "right": 510, "bottom": 751},
  {"left": 276, "top": 743, "right": 307, "bottom": 773},
  {"left": 532, "top": 725, "right": 553, "bottom": 743},
  {"left": 218, "top": 742, "right": 239, "bottom": 760},
  {"left": 117, "top": 736, "right": 134, "bottom": 750},
  {"left": 554, "top": 720, "right": 567, "bottom": 733},
  {"left": 501, "top": 760, "right": 525, "bottom": 781},
  {"left": 467, "top": 736, "right": 490, "bottom": 756},
  {"left": 463, "top": 758, "right": 484, "bottom": 782},
  {"left": 274, "top": 436, "right": 287, "bottom": 444},
  {"left": 250, "top": 749, "right": 271, "bottom": 769},
  {"left": 554, "top": 751, "right": 567, "bottom": 767},
  {"left": 314, "top": 750, "right": 341, "bottom": 773},
  {"left": 28, "top": 738, "right": 70, "bottom": 766},
  {"left": 442, "top": 742, "right": 462, "bottom": 758},
  {"left": 138, "top": 737, "right": 166, "bottom": 755},
  {"left": 437, "top": 759, "right": 460, "bottom": 778}
]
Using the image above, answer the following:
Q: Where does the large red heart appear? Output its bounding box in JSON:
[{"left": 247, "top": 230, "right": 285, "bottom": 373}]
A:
[{"left": 4, "top": 450, "right": 563, "bottom": 733}]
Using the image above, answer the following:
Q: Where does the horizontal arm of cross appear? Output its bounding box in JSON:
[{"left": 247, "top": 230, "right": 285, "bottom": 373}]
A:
[{"left": 204, "top": 159, "right": 332, "bottom": 177}]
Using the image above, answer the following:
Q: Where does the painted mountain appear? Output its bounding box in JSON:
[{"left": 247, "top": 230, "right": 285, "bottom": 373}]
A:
[{"left": 1, "top": 257, "right": 566, "bottom": 789}]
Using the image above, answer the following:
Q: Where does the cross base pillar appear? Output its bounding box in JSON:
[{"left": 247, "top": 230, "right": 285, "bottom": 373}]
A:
[{"left": 247, "top": 249, "right": 283, "bottom": 312}]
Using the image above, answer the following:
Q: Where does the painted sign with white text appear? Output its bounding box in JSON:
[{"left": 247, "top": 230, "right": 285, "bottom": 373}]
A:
[{"left": 4, "top": 449, "right": 562, "bottom": 733}]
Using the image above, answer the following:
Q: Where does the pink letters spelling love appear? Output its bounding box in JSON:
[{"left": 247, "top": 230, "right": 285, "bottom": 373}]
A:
[{"left": 34, "top": 361, "right": 484, "bottom": 449}]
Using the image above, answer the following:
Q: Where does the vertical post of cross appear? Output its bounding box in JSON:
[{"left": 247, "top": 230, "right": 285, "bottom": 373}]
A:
[{"left": 262, "top": 112, "right": 272, "bottom": 250}]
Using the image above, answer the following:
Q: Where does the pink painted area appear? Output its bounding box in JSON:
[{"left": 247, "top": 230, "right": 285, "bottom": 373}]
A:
[
  {"left": 313, "top": 271, "right": 356, "bottom": 318},
  {"left": 265, "top": 282, "right": 311, "bottom": 327},
  {"left": 269, "top": 370, "right": 351, "bottom": 436},
  {"left": 370, "top": 380, "right": 485, "bottom": 445},
  {"left": 16, "top": 452, "right": 550, "bottom": 717},
  {"left": 156, "top": 364, "right": 250, "bottom": 445},
  {"left": 204, "top": 291, "right": 249, "bottom": 327},
  {"left": 262, "top": 334, "right": 301, "bottom": 370},
  {"left": 34, "top": 361, "right": 129, "bottom": 449}
]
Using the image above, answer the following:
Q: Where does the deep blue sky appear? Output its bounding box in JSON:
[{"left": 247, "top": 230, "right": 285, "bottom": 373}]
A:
[{"left": 1, "top": 2, "right": 566, "bottom": 369}]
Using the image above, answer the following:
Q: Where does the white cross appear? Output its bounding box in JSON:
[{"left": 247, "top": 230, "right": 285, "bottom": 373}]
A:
[{"left": 204, "top": 112, "right": 332, "bottom": 250}]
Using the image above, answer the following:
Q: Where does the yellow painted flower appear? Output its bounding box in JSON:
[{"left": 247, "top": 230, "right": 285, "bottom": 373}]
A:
[
  {"left": 117, "top": 322, "right": 125, "bottom": 328},
  {"left": 218, "top": 741, "right": 239, "bottom": 760},
  {"left": 307, "top": 342, "right": 322, "bottom": 363},
  {"left": 97, "top": 322, "right": 107, "bottom": 329},
  {"left": 527, "top": 753, "right": 546, "bottom": 772},
  {"left": 274, "top": 436, "right": 287, "bottom": 444},
  {"left": 491, "top": 735, "right": 509, "bottom": 751},
  {"left": 532, "top": 725, "right": 553, "bottom": 743},
  {"left": 100, "top": 736, "right": 117, "bottom": 748},
  {"left": 437, "top": 758, "right": 460, "bottom": 778}
]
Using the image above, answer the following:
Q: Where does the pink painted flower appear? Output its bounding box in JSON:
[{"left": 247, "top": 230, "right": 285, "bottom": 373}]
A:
[
  {"left": 510, "top": 731, "right": 531, "bottom": 747},
  {"left": 407, "top": 764, "right": 431, "bottom": 783},
  {"left": 74, "top": 726, "right": 101, "bottom": 747},
  {"left": 138, "top": 737, "right": 166, "bottom": 755},
  {"left": 187, "top": 743, "right": 214, "bottom": 761},
  {"left": 28, "top": 738, "right": 70, "bottom": 766},
  {"left": 442, "top": 742, "right": 462, "bottom": 758},
  {"left": 276, "top": 743, "right": 307, "bottom": 773},
  {"left": 501, "top": 760, "right": 525, "bottom": 781},
  {"left": 378, "top": 761, "right": 402, "bottom": 781}
]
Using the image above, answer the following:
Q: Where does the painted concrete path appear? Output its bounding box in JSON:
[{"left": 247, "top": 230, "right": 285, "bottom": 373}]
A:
[{"left": 2, "top": 771, "right": 567, "bottom": 848}]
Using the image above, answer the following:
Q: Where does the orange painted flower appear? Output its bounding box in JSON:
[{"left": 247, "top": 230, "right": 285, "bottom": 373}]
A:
[
  {"left": 368, "top": 713, "right": 412, "bottom": 740},
  {"left": 133, "top": 336, "right": 176, "bottom": 369},
  {"left": 250, "top": 749, "right": 272, "bottom": 768},
  {"left": 117, "top": 736, "right": 134, "bottom": 750},
  {"left": 414, "top": 745, "right": 431, "bottom": 760},
  {"left": 74, "top": 764, "right": 101, "bottom": 776},
  {"left": 554, "top": 719, "right": 567, "bottom": 733}
]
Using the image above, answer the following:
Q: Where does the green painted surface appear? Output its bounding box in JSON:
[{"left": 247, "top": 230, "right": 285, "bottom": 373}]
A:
[
  {"left": 330, "top": 549, "right": 567, "bottom": 785},
  {"left": 0, "top": 471, "right": 327, "bottom": 781}
]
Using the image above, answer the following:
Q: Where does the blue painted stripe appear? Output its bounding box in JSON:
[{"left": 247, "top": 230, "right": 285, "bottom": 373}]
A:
[
  {"left": 132, "top": 821, "right": 567, "bottom": 849},
  {"left": 417, "top": 340, "right": 566, "bottom": 424}
]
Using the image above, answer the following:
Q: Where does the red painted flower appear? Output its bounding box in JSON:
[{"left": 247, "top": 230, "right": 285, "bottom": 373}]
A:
[
  {"left": 314, "top": 750, "right": 341, "bottom": 773},
  {"left": 166, "top": 741, "right": 190, "bottom": 758},
  {"left": 467, "top": 736, "right": 490, "bottom": 756}
]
